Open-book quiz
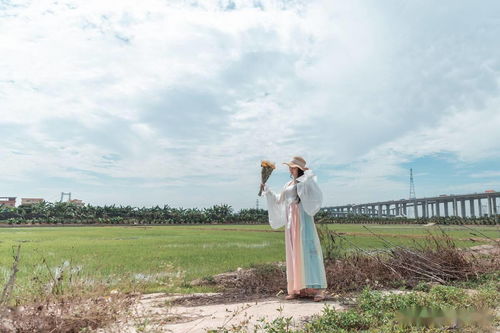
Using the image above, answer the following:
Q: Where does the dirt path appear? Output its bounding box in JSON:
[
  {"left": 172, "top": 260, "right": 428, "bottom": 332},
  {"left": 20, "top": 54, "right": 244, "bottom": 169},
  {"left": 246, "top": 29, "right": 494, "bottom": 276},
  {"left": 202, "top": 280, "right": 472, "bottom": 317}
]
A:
[{"left": 107, "top": 293, "right": 344, "bottom": 332}]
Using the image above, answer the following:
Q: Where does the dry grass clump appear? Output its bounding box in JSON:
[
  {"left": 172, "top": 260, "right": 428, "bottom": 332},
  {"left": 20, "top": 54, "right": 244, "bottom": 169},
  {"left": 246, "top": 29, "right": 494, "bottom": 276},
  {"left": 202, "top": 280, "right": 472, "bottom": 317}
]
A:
[
  {"left": 0, "top": 246, "right": 138, "bottom": 333},
  {"left": 0, "top": 292, "right": 136, "bottom": 333},
  {"left": 325, "top": 253, "right": 394, "bottom": 292},
  {"left": 179, "top": 263, "right": 287, "bottom": 306},
  {"left": 229, "top": 263, "right": 287, "bottom": 294},
  {"left": 324, "top": 228, "right": 500, "bottom": 292},
  {"left": 386, "top": 232, "right": 490, "bottom": 285},
  {"left": 200, "top": 263, "right": 287, "bottom": 295},
  {"left": 188, "top": 263, "right": 287, "bottom": 305}
]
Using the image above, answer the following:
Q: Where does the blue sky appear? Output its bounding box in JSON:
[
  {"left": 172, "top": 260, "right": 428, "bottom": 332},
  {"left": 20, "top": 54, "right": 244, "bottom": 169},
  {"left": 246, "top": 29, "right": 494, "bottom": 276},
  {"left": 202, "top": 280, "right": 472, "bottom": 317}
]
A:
[{"left": 0, "top": 0, "right": 499, "bottom": 209}]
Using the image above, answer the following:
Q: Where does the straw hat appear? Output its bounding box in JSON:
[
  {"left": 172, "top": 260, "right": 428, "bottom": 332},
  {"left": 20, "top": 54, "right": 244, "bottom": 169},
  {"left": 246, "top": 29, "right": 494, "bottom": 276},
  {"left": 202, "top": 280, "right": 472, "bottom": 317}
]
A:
[{"left": 283, "top": 156, "right": 309, "bottom": 171}]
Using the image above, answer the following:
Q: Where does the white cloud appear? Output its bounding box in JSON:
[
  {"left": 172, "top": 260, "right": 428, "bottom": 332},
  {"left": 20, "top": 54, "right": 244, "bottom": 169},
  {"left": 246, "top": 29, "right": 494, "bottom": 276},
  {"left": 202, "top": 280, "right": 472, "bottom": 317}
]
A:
[
  {"left": 470, "top": 171, "right": 500, "bottom": 179},
  {"left": 1, "top": 0, "right": 499, "bottom": 208}
]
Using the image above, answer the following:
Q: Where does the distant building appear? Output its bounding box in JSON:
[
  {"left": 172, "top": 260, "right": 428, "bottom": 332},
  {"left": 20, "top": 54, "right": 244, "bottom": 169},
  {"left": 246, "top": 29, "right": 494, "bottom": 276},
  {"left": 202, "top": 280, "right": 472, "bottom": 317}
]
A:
[
  {"left": 21, "top": 198, "right": 45, "bottom": 206},
  {"left": 0, "top": 197, "right": 16, "bottom": 207},
  {"left": 485, "top": 189, "right": 496, "bottom": 193},
  {"left": 69, "top": 199, "right": 84, "bottom": 207}
]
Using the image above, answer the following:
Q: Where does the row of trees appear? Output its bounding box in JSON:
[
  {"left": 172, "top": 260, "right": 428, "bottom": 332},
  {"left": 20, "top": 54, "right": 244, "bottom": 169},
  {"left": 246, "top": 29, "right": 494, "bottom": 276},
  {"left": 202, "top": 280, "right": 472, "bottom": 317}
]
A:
[
  {"left": 0, "top": 202, "right": 497, "bottom": 225},
  {"left": 0, "top": 202, "right": 268, "bottom": 225}
]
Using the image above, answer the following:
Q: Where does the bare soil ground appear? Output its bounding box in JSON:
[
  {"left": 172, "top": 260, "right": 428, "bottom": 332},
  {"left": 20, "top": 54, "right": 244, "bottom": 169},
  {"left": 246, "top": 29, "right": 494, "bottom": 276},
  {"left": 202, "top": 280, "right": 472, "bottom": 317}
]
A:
[
  {"left": 466, "top": 244, "right": 500, "bottom": 256},
  {"left": 105, "top": 292, "right": 344, "bottom": 333}
]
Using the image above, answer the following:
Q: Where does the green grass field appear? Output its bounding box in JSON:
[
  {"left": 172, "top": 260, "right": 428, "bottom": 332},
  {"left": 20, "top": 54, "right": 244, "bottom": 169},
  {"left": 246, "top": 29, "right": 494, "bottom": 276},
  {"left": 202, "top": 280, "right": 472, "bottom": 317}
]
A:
[{"left": 0, "top": 224, "right": 498, "bottom": 296}]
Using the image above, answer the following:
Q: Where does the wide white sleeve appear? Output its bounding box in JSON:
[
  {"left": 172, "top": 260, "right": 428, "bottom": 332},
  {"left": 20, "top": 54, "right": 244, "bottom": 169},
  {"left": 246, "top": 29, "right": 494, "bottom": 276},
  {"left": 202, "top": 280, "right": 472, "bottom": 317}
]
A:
[
  {"left": 262, "top": 185, "right": 286, "bottom": 229},
  {"left": 296, "top": 170, "right": 323, "bottom": 217}
]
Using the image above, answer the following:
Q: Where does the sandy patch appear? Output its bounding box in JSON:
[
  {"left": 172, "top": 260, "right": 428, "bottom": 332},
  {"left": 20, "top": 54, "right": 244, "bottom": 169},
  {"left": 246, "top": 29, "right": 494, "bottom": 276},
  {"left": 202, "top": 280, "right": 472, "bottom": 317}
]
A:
[{"left": 107, "top": 293, "right": 344, "bottom": 332}]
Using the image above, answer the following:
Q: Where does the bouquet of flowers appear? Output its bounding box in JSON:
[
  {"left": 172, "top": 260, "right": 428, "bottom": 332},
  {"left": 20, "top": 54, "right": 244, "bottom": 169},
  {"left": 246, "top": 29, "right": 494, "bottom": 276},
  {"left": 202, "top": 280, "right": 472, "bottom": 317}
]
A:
[{"left": 258, "top": 160, "right": 276, "bottom": 196}]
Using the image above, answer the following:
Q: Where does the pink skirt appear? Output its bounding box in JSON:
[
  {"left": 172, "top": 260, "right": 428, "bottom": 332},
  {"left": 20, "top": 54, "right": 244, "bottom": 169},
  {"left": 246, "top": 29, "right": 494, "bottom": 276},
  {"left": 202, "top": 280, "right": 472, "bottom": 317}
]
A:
[{"left": 285, "top": 202, "right": 327, "bottom": 294}]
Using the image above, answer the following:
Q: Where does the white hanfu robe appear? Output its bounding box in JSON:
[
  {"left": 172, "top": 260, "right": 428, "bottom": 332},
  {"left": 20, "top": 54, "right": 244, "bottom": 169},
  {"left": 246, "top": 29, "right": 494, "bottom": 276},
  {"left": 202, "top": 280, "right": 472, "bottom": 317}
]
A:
[{"left": 263, "top": 170, "right": 327, "bottom": 294}]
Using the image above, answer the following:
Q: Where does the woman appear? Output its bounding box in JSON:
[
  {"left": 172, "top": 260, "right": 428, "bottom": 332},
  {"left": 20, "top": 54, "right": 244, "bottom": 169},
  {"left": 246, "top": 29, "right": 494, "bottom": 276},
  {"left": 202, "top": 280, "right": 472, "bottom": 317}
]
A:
[{"left": 261, "top": 156, "right": 327, "bottom": 301}]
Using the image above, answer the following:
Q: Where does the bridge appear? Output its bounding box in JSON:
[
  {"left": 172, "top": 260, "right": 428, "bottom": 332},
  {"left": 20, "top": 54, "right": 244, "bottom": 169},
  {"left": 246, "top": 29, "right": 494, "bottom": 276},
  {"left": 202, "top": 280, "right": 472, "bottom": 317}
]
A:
[{"left": 324, "top": 191, "right": 500, "bottom": 218}]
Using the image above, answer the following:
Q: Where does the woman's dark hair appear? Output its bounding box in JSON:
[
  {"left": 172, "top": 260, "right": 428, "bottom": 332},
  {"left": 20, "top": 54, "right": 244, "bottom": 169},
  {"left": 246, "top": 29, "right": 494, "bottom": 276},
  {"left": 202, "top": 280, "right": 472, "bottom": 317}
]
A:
[
  {"left": 290, "top": 168, "right": 304, "bottom": 178},
  {"left": 296, "top": 169, "right": 304, "bottom": 203},
  {"left": 290, "top": 168, "right": 305, "bottom": 179}
]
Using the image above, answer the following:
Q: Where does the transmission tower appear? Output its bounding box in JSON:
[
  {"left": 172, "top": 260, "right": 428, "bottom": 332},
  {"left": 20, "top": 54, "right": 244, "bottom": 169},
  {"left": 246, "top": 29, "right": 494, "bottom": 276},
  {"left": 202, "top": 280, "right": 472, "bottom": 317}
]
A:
[
  {"left": 256, "top": 199, "right": 259, "bottom": 210},
  {"left": 409, "top": 169, "right": 416, "bottom": 200},
  {"left": 60, "top": 192, "right": 72, "bottom": 202}
]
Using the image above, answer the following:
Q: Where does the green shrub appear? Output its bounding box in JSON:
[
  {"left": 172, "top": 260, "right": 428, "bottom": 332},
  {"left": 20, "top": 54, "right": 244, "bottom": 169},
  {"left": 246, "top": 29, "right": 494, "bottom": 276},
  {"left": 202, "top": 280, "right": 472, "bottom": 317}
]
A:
[{"left": 304, "top": 307, "right": 374, "bottom": 332}]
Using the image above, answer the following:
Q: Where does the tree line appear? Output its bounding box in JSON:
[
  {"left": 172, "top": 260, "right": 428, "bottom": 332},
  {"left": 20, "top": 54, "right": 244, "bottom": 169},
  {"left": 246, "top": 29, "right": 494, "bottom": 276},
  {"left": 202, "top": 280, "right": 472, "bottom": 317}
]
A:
[
  {"left": 0, "top": 202, "right": 268, "bottom": 225},
  {"left": 0, "top": 202, "right": 497, "bottom": 225}
]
